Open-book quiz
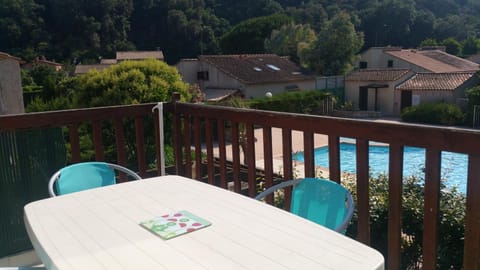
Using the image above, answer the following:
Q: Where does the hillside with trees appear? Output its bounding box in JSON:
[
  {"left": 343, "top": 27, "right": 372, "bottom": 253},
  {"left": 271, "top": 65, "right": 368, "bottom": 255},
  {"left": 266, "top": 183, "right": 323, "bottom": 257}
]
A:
[{"left": 2, "top": 0, "right": 480, "bottom": 67}]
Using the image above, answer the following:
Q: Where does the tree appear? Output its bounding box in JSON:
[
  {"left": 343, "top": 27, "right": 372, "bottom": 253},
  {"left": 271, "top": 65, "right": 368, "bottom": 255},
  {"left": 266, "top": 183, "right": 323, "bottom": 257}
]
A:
[
  {"left": 23, "top": 65, "right": 74, "bottom": 112},
  {"left": 442, "top": 37, "right": 462, "bottom": 56},
  {"left": 74, "top": 59, "right": 190, "bottom": 107},
  {"left": 0, "top": 0, "right": 48, "bottom": 58},
  {"left": 42, "top": 0, "right": 134, "bottom": 62},
  {"left": 284, "top": 3, "right": 328, "bottom": 32},
  {"left": 305, "top": 12, "right": 364, "bottom": 75},
  {"left": 219, "top": 13, "right": 292, "bottom": 54},
  {"left": 73, "top": 59, "right": 190, "bottom": 166},
  {"left": 212, "top": 0, "right": 283, "bottom": 25},
  {"left": 419, "top": 38, "right": 438, "bottom": 47},
  {"left": 465, "top": 85, "right": 480, "bottom": 126},
  {"left": 434, "top": 15, "right": 475, "bottom": 41},
  {"left": 462, "top": 36, "right": 480, "bottom": 56},
  {"left": 360, "top": 0, "right": 415, "bottom": 48},
  {"left": 130, "top": 0, "right": 229, "bottom": 63},
  {"left": 409, "top": 10, "right": 435, "bottom": 48},
  {"left": 264, "top": 23, "right": 317, "bottom": 65}
]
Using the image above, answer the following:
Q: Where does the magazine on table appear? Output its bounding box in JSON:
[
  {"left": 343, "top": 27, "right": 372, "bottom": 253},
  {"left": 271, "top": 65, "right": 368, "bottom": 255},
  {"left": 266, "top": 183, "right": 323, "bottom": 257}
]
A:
[{"left": 140, "top": 210, "right": 211, "bottom": 240}]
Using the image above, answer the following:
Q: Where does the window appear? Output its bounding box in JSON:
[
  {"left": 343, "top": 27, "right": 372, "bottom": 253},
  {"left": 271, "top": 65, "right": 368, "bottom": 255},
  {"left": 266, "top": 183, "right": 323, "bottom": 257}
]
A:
[
  {"left": 197, "top": 71, "right": 209, "bottom": 80},
  {"left": 266, "top": 64, "right": 280, "bottom": 71},
  {"left": 387, "top": 60, "right": 393, "bottom": 68},
  {"left": 359, "top": 61, "right": 367, "bottom": 69}
]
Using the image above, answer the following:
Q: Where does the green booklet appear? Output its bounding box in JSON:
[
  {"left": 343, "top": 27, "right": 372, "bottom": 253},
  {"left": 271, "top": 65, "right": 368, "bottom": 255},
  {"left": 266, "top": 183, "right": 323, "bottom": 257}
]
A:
[{"left": 140, "top": 210, "right": 211, "bottom": 240}]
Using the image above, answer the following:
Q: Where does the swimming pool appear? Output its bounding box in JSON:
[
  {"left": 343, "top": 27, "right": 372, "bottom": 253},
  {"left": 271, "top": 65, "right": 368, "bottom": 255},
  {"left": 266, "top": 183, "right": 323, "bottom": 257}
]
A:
[{"left": 292, "top": 142, "right": 468, "bottom": 193}]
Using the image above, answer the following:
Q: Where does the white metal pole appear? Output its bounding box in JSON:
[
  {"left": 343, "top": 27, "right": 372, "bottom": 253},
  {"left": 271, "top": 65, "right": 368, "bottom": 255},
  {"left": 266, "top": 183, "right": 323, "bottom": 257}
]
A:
[{"left": 152, "top": 102, "right": 165, "bottom": 175}]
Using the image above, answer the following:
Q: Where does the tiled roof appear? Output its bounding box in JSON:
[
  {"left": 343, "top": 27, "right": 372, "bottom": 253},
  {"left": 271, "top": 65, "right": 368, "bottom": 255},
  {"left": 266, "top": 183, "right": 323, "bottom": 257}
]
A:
[
  {"left": 204, "top": 88, "right": 241, "bottom": 102},
  {"left": 116, "top": 51, "right": 164, "bottom": 61},
  {"left": 100, "top": 59, "right": 117, "bottom": 64},
  {"left": 467, "top": 54, "right": 480, "bottom": 64},
  {"left": 36, "top": 59, "right": 62, "bottom": 67},
  {"left": 199, "top": 54, "right": 314, "bottom": 84},
  {"left": 345, "top": 69, "right": 410, "bottom": 81},
  {"left": 396, "top": 72, "right": 476, "bottom": 91},
  {"left": 74, "top": 64, "right": 111, "bottom": 75},
  {"left": 385, "top": 49, "right": 479, "bottom": 73},
  {"left": 0, "top": 52, "right": 21, "bottom": 62}
]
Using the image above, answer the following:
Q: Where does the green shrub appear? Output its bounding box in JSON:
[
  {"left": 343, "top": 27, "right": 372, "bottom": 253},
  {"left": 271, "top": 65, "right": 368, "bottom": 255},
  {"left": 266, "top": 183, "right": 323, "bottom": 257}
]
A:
[
  {"left": 401, "top": 102, "right": 464, "bottom": 125},
  {"left": 247, "top": 90, "right": 336, "bottom": 115},
  {"left": 465, "top": 85, "right": 480, "bottom": 125},
  {"left": 344, "top": 174, "right": 466, "bottom": 269}
]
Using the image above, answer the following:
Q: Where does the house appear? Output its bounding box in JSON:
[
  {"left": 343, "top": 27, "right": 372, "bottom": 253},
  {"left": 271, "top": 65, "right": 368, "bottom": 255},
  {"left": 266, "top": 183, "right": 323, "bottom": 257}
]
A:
[
  {"left": 116, "top": 51, "right": 164, "bottom": 62},
  {"left": 175, "top": 54, "right": 315, "bottom": 100},
  {"left": 23, "top": 56, "right": 63, "bottom": 71},
  {"left": 345, "top": 47, "right": 479, "bottom": 116},
  {"left": 467, "top": 53, "right": 480, "bottom": 64},
  {"left": 345, "top": 69, "right": 412, "bottom": 114},
  {"left": 396, "top": 72, "right": 477, "bottom": 109},
  {"left": 74, "top": 64, "right": 112, "bottom": 75},
  {"left": 74, "top": 50, "right": 164, "bottom": 75},
  {"left": 0, "top": 52, "right": 24, "bottom": 114}
]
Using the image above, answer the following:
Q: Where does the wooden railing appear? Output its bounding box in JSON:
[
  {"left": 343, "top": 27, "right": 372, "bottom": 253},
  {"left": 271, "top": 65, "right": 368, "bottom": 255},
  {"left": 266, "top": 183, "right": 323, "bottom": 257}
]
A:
[
  {"left": 1, "top": 97, "right": 479, "bottom": 269},
  {"left": 0, "top": 103, "right": 167, "bottom": 257},
  {"left": 165, "top": 96, "right": 480, "bottom": 270},
  {"left": 0, "top": 103, "right": 164, "bottom": 177}
]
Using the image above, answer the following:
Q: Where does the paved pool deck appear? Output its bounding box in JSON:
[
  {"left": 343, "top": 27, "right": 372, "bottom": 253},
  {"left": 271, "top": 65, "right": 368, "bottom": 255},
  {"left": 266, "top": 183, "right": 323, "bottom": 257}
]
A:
[{"left": 212, "top": 127, "right": 330, "bottom": 179}]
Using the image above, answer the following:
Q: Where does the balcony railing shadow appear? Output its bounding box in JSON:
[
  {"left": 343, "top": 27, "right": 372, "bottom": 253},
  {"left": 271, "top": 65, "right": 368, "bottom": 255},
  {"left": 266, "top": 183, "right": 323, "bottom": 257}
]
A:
[{"left": 0, "top": 94, "right": 479, "bottom": 270}]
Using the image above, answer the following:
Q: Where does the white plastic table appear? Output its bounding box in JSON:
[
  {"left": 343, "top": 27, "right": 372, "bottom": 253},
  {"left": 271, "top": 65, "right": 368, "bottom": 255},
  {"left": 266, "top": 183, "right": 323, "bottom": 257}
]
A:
[{"left": 24, "top": 175, "right": 384, "bottom": 270}]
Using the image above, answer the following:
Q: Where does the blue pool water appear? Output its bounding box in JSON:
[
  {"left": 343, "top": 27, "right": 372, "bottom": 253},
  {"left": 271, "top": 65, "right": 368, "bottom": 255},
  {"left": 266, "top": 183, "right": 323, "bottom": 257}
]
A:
[{"left": 292, "top": 143, "right": 468, "bottom": 193}]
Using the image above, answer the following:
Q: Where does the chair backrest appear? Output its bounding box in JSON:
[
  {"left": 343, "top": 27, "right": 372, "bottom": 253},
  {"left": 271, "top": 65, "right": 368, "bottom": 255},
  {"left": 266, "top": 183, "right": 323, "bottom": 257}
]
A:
[
  {"left": 48, "top": 162, "right": 141, "bottom": 197},
  {"left": 290, "top": 178, "right": 353, "bottom": 233},
  {"left": 255, "top": 178, "right": 354, "bottom": 233}
]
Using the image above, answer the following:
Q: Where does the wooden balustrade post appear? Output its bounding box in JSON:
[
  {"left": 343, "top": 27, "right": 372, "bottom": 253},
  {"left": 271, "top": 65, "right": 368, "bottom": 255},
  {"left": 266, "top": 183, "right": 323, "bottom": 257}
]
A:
[
  {"left": 356, "top": 139, "right": 370, "bottom": 245},
  {"left": 423, "top": 149, "right": 441, "bottom": 270}
]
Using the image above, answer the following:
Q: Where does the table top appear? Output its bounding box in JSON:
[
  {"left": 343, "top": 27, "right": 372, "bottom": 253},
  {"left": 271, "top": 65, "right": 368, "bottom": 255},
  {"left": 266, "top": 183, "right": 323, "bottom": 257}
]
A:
[{"left": 24, "top": 175, "right": 384, "bottom": 270}]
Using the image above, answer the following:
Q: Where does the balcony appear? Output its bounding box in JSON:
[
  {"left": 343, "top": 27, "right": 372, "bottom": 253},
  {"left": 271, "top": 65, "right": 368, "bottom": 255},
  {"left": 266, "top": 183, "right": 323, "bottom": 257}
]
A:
[{"left": 0, "top": 94, "right": 479, "bottom": 270}]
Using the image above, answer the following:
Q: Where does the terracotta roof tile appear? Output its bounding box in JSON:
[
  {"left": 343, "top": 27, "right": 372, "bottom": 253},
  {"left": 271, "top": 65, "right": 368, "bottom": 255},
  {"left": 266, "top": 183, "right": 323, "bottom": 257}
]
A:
[
  {"left": 396, "top": 72, "right": 476, "bottom": 91},
  {"left": 385, "top": 49, "right": 479, "bottom": 73},
  {"left": 116, "top": 51, "right": 164, "bottom": 61},
  {"left": 199, "top": 54, "right": 313, "bottom": 84},
  {"left": 345, "top": 69, "right": 410, "bottom": 81}
]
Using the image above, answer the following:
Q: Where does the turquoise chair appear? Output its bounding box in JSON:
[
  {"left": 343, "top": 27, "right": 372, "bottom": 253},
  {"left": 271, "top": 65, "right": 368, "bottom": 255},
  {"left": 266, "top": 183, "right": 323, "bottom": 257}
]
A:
[
  {"left": 48, "top": 162, "right": 141, "bottom": 197},
  {"left": 255, "top": 178, "right": 354, "bottom": 233}
]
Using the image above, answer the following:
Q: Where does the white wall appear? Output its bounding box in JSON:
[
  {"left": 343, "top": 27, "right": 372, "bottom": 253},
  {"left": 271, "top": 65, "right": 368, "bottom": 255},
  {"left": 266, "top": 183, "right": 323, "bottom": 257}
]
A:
[
  {"left": 358, "top": 47, "right": 390, "bottom": 68},
  {"left": 0, "top": 58, "right": 24, "bottom": 115},
  {"left": 175, "top": 59, "right": 200, "bottom": 84},
  {"left": 357, "top": 47, "right": 430, "bottom": 72},
  {"left": 199, "top": 62, "right": 245, "bottom": 91},
  {"left": 345, "top": 83, "right": 409, "bottom": 116},
  {"left": 345, "top": 81, "right": 397, "bottom": 115}
]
